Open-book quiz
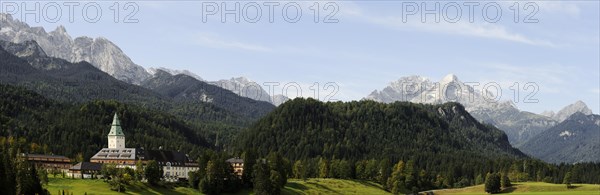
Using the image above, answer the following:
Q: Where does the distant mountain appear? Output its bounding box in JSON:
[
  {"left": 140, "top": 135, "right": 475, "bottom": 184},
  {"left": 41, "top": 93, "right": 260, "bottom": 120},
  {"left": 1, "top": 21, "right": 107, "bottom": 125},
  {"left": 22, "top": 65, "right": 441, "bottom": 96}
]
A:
[
  {"left": 143, "top": 70, "right": 275, "bottom": 121},
  {"left": 520, "top": 112, "right": 600, "bottom": 164},
  {"left": 0, "top": 39, "right": 163, "bottom": 103},
  {"left": 1, "top": 14, "right": 290, "bottom": 106},
  {"left": 0, "top": 40, "right": 274, "bottom": 128},
  {"left": 239, "top": 98, "right": 526, "bottom": 161},
  {"left": 147, "top": 67, "right": 204, "bottom": 81},
  {"left": 271, "top": 94, "right": 291, "bottom": 106},
  {"left": 211, "top": 77, "right": 290, "bottom": 106},
  {"left": 0, "top": 13, "right": 150, "bottom": 84},
  {"left": 541, "top": 101, "right": 593, "bottom": 122},
  {"left": 365, "top": 74, "right": 557, "bottom": 146}
]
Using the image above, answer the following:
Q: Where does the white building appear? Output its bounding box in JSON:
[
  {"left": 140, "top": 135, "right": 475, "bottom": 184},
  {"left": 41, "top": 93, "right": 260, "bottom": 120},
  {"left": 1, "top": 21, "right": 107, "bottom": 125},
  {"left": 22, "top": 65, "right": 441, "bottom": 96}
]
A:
[{"left": 89, "top": 113, "right": 199, "bottom": 181}]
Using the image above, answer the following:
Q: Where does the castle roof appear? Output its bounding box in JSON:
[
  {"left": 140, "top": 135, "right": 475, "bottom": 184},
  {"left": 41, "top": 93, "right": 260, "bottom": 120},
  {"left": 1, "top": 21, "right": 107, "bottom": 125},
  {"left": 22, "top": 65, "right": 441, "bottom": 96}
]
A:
[{"left": 108, "top": 113, "right": 124, "bottom": 136}]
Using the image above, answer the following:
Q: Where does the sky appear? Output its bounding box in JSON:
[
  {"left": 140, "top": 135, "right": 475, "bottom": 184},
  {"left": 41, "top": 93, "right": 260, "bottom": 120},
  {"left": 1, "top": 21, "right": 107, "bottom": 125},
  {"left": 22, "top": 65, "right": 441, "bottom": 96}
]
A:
[{"left": 1, "top": 1, "right": 599, "bottom": 114}]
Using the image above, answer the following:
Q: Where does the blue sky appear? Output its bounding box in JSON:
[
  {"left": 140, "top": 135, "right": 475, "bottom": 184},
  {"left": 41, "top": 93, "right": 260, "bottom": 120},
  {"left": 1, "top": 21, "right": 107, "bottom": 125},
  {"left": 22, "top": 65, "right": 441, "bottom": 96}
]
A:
[{"left": 2, "top": 1, "right": 599, "bottom": 114}]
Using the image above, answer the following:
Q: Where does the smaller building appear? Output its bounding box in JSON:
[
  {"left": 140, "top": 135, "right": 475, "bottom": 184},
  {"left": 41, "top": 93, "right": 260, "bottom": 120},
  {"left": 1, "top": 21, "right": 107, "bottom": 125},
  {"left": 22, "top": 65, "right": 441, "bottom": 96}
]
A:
[
  {"left": 226, "top": 157, "right": 244, "bottom": 176},
  {"left": 24, "top": 153, "right": 71, "bottom": 170},
  {"left": 144, "top": 149, "right": 199, "bottom": 182},
  {"left": 69, "top": 162, "right": 103, "bottom": 179}
]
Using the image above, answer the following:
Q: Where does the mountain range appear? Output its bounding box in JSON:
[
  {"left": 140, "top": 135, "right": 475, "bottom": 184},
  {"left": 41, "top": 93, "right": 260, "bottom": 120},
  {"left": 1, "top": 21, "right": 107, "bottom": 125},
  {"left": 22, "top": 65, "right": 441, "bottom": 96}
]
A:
[
  {"left": 0, "top": 13, "right": 150, "bottom": 84},
  {"left": 365, "top": 74, "right": 558, "bottom": 146},
  {"left": 520, "top": 112, "right": 600, "bottom": 164},
  {"left": 365, "top": 74, "right": 598, "bottom": 163},
  {"left": 0, "top": 13, "right": 289, "bottom": 106},
  {"left": 1, "top": 14, "right": 597, "bottom": 164}
]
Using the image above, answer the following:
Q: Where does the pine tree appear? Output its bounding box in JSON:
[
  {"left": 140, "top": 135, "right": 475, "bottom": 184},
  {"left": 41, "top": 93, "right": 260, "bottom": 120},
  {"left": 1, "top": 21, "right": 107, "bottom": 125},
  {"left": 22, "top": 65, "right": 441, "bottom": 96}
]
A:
[
  {"left": 318, "top": 158, "right": 329, "bottom": 178},
  {"left": 387, "top": 160, "right": 406, "bottom": 194},
  {"left": 293, "top": 160, "right": 306, "bottom": 180},
  {"left": 379, "top": 158, "right": 391, "bottom": 187},
  {"left": 484, "top": 173, "right": 501, "bottom": 194},
  {"left": 563, "top": 172, "right": 572, "bottom": 189},
  {"left": 144, "top": 160, "right": 162, "bottom": 185},
  {"left": 134, "top": 160, "right": 144, "bottom": 182},
  {"left": 253, "top": 161, "right": 273, "bottom": 195},
  {"left": 501, "top": 173, "right": 511, "bottom": 188},
  {"left": 242, "top": 149, "right": 257, "bottom": 187},
  {"left": 404, "top": 160, "right": 417, "bottom": 192}
]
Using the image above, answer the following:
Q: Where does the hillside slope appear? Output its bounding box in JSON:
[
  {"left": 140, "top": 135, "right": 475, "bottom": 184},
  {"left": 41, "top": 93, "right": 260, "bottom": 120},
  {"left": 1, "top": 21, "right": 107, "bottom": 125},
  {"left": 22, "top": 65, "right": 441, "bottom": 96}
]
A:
[
  {"left": 519, "top": 113, "right": 600, "bottom": 164},
  {"left": 0, "top": 84, "right": 214, "bottom": 159},
  {"left": 239, "top": 98, "right": 525, "bottom": 161}
]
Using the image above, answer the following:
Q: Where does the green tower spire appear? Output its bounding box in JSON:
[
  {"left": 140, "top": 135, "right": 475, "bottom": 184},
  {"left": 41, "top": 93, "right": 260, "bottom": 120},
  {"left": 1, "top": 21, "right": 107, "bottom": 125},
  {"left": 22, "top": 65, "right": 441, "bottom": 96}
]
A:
[{"left": 108, "top": 113, "right": 124, "bottom": 136}]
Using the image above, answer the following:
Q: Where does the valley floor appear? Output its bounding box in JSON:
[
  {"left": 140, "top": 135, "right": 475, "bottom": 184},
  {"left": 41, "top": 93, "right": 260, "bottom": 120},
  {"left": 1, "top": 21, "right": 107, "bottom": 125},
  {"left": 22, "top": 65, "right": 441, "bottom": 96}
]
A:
[
  {"left": 283, "top": 178, "right": 390, "bottom": 195},
  {"left": 45, "top": 177, "right": 599, "bottom": 195},
  {"left": 430, "top": 182, "right": 600, "bottom": 195},
  {"left": 45, "top": 177, "right": 389, "bottom": 195}
]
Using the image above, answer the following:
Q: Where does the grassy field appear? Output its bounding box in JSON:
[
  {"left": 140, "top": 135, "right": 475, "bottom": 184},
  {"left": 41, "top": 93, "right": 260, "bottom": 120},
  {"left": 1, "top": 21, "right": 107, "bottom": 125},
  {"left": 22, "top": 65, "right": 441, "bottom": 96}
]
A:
[
  {"left": 46, "top": 176, "right": 202, "bottom": 195},
  {"left": 430, "top": 182, "right": 600, "bottom": 195},
  {"left": 282, "top": 178, "right": 390, "bottom": 195},
  {"left": 45, "top": 177, "right": 389, "bottom": 195},
  {"left": 45, "top": 177, "right": 599, "bottom": 195}
]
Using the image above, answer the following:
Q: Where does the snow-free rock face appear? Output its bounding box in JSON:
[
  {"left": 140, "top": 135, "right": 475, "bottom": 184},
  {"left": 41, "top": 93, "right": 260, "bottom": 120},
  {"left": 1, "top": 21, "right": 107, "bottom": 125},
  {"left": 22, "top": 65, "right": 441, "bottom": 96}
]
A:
[
  {"left": 271, "top": 94, "right": 290, "bottom": 106},
  {"left": 0, "top": 13, "right": 151, "bottom": 84},
  {"left": 148, "top": 67, "right": 204, "bottom": 81},
  {"left": 210, "top": 77, "right": 292, "bottom": 106},
  {"left": 520, "top": 112, "right": 600, "bottom": 163},
  {"left": 365, "top": 74, "right": 558, "bottom": 146},
  {"left": 550, "top": 101, "right": 593, "bottom": 122}
]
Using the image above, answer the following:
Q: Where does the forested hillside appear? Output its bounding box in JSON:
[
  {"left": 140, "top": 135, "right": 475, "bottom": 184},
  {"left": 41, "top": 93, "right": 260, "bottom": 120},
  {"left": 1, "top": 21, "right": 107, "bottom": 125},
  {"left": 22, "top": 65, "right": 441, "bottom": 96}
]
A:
[
  {"left": 237, "top": 99, "right": 600, "bottom": 193},
  {"left": 240, "top": 98, "right": 524, "bottom": 160},
  {"left": 0, "top": 84, "right": 215, "bottom": 159}
]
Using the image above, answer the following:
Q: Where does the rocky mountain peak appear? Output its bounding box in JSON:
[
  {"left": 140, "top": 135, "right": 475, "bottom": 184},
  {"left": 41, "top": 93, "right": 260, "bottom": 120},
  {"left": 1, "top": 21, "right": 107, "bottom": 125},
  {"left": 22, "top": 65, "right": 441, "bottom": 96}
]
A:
[
  {"left": 53, "top": 25, "right": 67, "bottom": 34},
  {"left": 440, "top": 73, "right": 459, "bottom": 84},
  {"left": 147, "top": 67, "right": 203, "bottom": 81},
  {"left": 0, "top": 14, "right": 151, "bottom": 85},
  {"left": 553, "top": 100, "right": 593, "bottom": 122}
]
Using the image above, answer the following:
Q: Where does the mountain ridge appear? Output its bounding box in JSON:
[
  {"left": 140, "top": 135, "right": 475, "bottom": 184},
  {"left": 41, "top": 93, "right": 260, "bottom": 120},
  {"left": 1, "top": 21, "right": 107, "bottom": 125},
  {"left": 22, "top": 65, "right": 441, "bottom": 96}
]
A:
[
  {"left": 0, "top": 13, "right": 151, "bottom": 84},
  {"left": 520, "top": 112, "right": 600, "bottom": 163},
  {"left": 365, "top": 74, "right": 558, "bottom": 146}
]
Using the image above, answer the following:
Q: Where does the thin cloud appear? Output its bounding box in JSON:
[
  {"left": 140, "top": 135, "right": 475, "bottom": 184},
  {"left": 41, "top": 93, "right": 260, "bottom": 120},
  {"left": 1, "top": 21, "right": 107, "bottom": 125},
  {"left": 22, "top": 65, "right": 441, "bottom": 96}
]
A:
[
  {"left": 343, "top": 2, "right": 556, "bottom": 47},
  {"left": 193, "top": 33, "right": 272, "bottom": 52}
]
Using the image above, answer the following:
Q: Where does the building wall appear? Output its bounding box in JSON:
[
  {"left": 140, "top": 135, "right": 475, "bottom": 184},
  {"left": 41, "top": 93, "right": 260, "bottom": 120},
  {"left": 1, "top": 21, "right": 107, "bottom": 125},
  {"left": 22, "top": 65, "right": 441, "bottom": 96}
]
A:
[
  {"left": 90, "top": 159, "right": 136, "bottom": 165},
  {"left": 108, "top": 135, "right": 125, "bottom": 148},
  {"left": 163, "top": 166, "right": 199, "bottom": 181}
]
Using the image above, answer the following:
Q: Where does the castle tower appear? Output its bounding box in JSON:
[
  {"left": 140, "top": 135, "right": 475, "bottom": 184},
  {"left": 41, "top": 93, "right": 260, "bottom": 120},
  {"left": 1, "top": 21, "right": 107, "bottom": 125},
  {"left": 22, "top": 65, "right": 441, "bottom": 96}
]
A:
[{"left": 108, "top": 113, "right": 125, "bottom": 148}]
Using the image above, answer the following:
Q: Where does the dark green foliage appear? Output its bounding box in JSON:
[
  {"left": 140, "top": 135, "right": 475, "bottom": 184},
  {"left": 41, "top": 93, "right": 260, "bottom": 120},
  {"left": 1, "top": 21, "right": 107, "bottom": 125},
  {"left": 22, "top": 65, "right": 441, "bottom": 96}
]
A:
[
  {"left": 188, "top": 171, "right": 201, "bottom": 189},
  {"left": 267, "top": 152, "right": 289, "bottom": 187},
  {"left": 485, "top": 173, "right": 501, "bottom": 194},
  {"left": 0, "top": 137, "right": 48, "bottom": 195},
  {"left": 252, "top": 160, "right": 284, "bottom": 195},
  {"left": 240, "top": 98, "right": 524, "bottom": 161},
  {"left": 134, "top": 160, "right": 144, "bottom": 182},
  {"left": 144, "top": 160, "right": 163, "bottom": 185},
  {"left": 238, "top": 98, "right": 600, "bottom": 192},
  {"left": 252, "top": 161, "right": 273, "bottom": 195},
  {"left": 0, "top": 84, "right": 214, "bottom": 159},
  {"left": 501, "top": 173, "right": 511, "bottom": 188},
  {"left": 199, "top": 154, "right": 241, "bottom": 195},
  {"left": 0, "top": 42, "right": 274, "bottom": 150},
  {"left": 242, "top": 149, "right": 258, "bottom": 186},
  {"left": 563, "top": 172, "right": 572, "bottom": 188}
]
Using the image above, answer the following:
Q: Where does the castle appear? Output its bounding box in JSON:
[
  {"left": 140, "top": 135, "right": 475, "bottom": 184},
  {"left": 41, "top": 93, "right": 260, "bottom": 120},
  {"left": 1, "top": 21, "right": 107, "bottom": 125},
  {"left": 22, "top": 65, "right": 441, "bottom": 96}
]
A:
[{"left": 89, "top": 113, "right": 199, "bottom": 181}]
